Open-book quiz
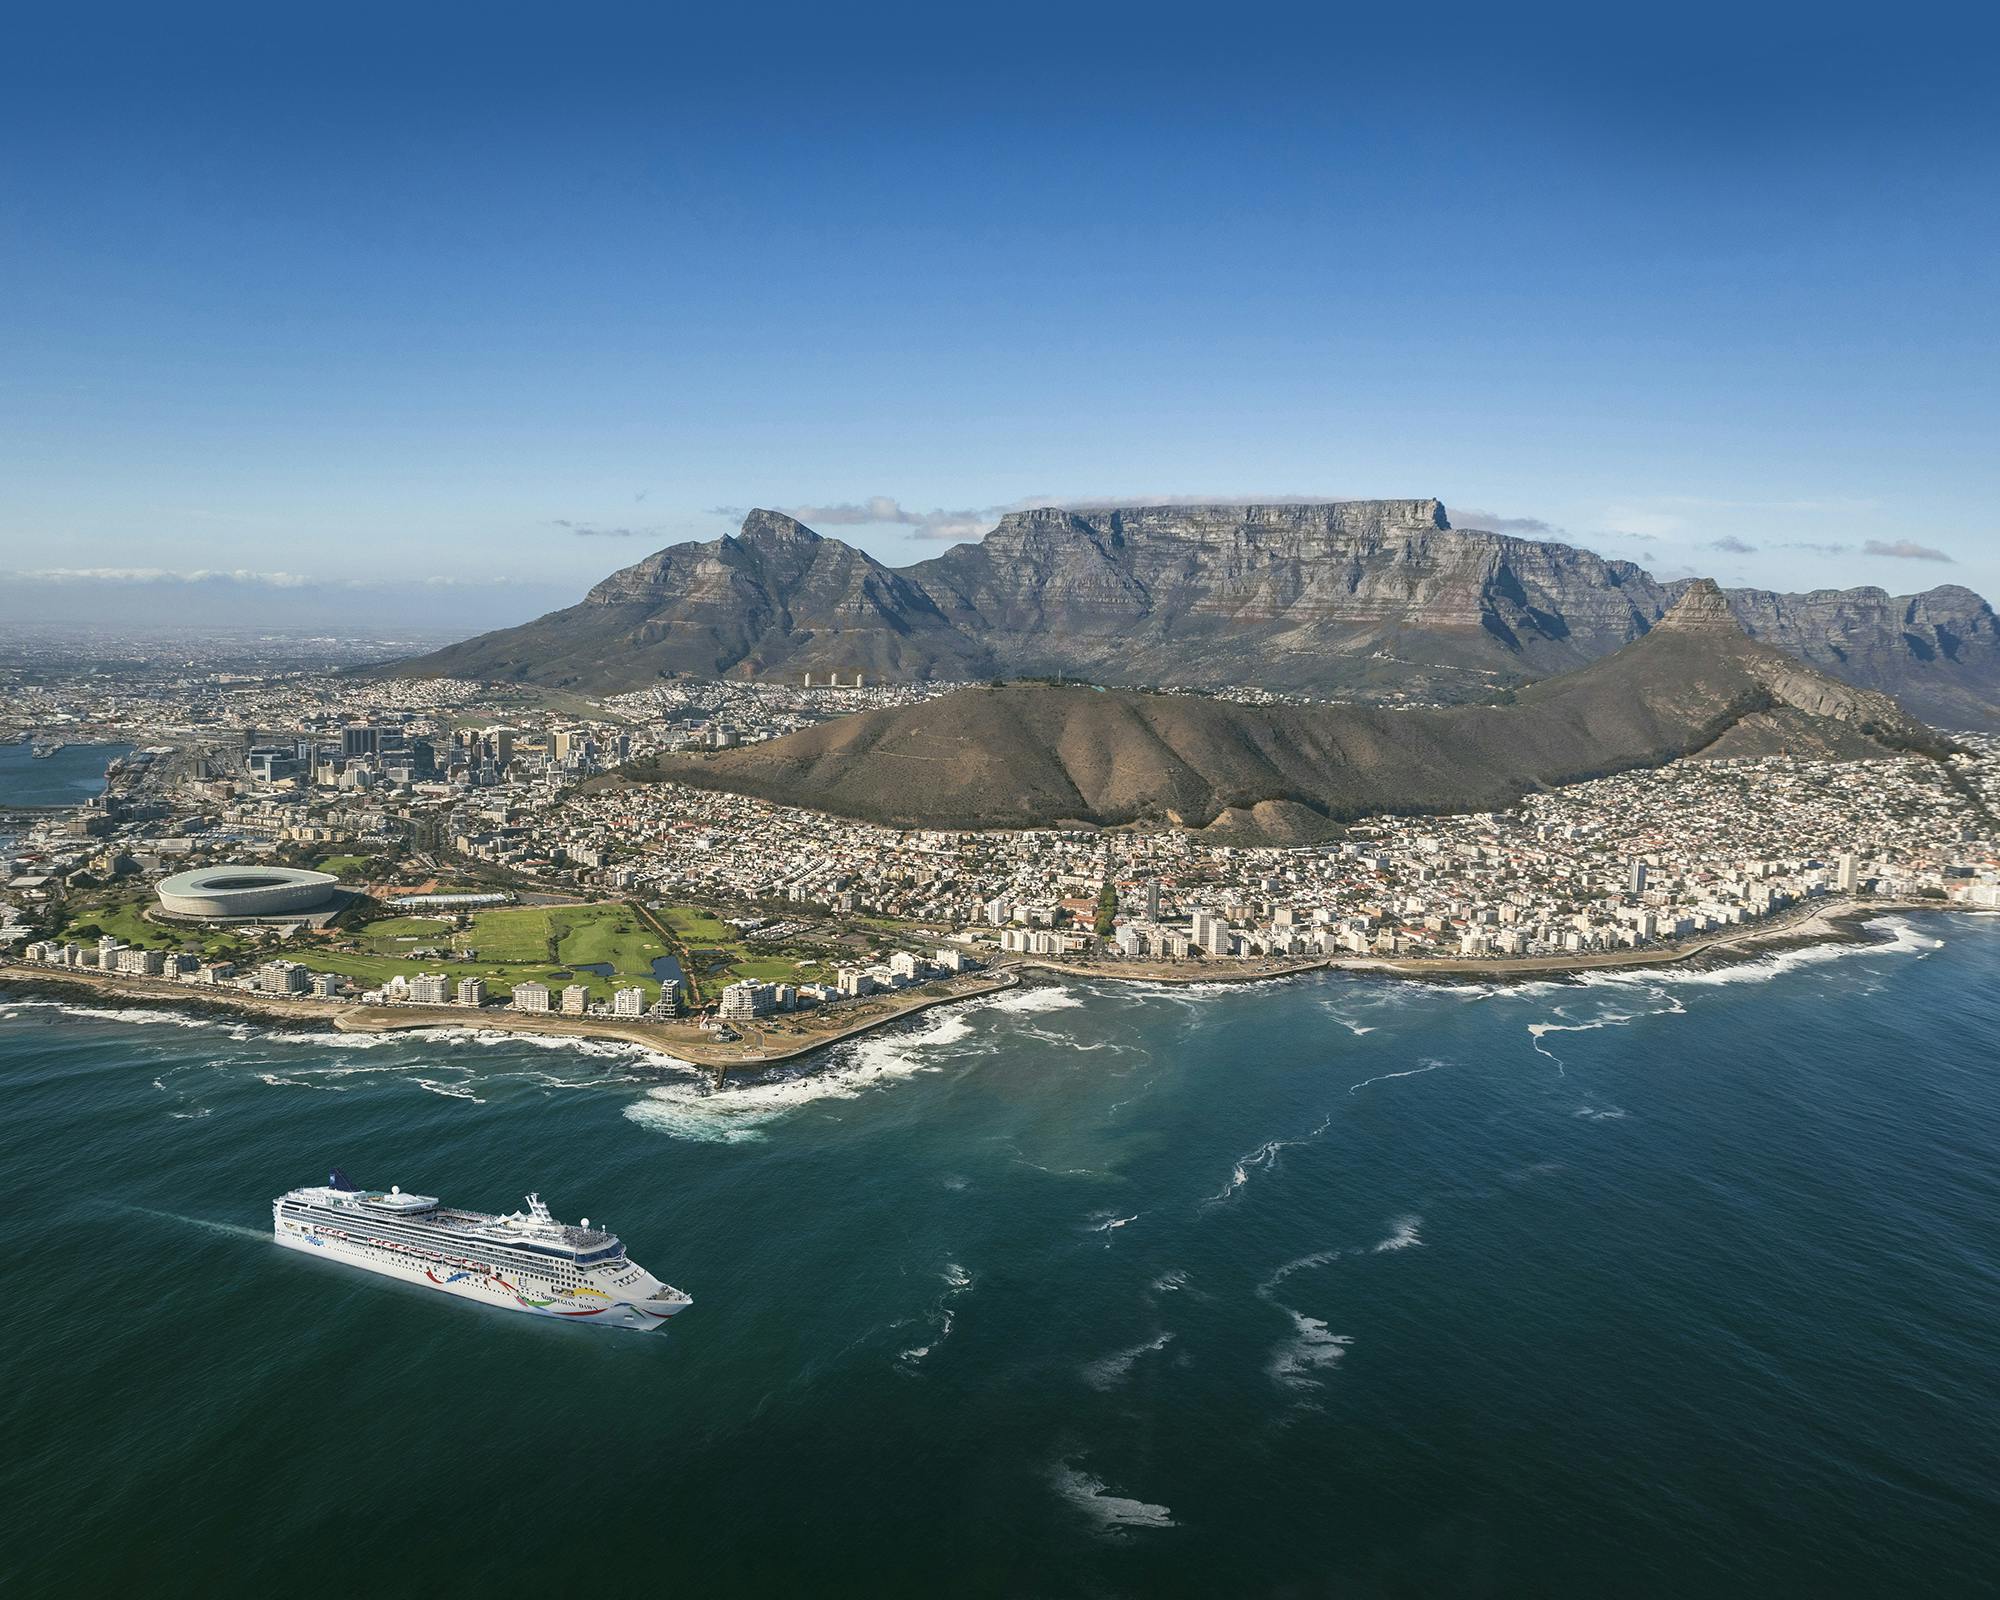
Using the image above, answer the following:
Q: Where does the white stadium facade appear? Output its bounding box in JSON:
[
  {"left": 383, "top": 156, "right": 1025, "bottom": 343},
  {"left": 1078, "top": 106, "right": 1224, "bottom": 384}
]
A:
[{"left": 156, "top": 865, "right": 341, "bottom": 920}]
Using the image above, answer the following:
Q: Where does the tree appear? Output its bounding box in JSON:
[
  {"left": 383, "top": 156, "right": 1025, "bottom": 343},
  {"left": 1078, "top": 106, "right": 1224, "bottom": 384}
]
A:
[{"left": 1093, "top": 880, "right": 1118, "bottom": 938}]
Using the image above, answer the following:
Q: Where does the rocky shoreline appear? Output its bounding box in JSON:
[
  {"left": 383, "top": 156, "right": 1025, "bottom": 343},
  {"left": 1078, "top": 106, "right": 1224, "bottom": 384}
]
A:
[
  {"left": 0, "top": 959, "right": 1018, "bottom": 1076},
  {"left": 0, "top": 897, "right": 1938, "bottom": 1073}
]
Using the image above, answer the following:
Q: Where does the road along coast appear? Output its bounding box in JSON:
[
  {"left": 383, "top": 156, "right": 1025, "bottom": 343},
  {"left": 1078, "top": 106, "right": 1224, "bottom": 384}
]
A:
[
  {"left": 0, "top": 898, "right": 1936, "bottom": 1073},
  {"left": 0, "top": 958, "right": 1017, "bottom": 1075},
  {"left": 1003, "top": 897, "right": 1931, "bottom": 987}
]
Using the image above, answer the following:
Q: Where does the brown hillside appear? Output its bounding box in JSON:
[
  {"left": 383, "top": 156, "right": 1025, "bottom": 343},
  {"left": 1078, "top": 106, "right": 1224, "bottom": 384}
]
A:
[{"left": 622, "top": 582, "right": 1947, "bottom": 840}]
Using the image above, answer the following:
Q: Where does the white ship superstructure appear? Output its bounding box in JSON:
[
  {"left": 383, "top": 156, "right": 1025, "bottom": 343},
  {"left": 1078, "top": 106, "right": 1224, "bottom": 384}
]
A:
[{"left": 273, "top": 1171, "right": 691, "bottom": 1330}]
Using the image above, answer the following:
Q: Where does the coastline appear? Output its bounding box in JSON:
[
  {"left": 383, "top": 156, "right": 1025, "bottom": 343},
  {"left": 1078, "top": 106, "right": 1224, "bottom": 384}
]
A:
[
  {"left": 0, "top": 897, "right": 1942, "bottom": 1069},
  {"left": 0, "top": 959, "right": 1018, "bottom": 1075},
  {"left": 999, "top": 896, "right": 1931, "bottom": 987}
]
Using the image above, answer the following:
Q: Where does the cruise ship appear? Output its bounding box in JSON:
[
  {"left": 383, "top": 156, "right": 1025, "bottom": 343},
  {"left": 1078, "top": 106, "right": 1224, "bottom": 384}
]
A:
[{"left": 273, "top": 1172, "right": 692, "bottom": 1330}]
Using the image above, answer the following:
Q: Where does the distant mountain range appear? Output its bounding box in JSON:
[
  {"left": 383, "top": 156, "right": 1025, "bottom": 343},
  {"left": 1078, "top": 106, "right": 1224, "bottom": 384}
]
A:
[
  {"left": 618, "top": 581, "right": 1953, "bottom": 843},
  {"left": 387, "top": 501, "right": 2000, "bottom": 726}
]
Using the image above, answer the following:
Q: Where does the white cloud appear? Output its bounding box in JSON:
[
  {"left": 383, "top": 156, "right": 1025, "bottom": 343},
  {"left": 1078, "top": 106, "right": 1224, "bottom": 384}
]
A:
[
  {"left": 9, "top": 567, "right": 535, "bottom": 589},
  {"left": 18, "top": 567, "right": 317, "bottom": 587}
]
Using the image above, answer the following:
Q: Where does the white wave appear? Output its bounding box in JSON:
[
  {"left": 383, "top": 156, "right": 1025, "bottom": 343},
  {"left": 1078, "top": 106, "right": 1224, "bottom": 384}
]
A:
[
  {"left": 409, "top": 1076, "right": 484, "bottom": 1103},
  {"left": 1086, "top": 1212, "right": 1138, "bottom": 1233},
  {"left": 940, "top": 1173, "right": 969, "bottom": 1191},
  {"left": 1015, "top": 1024, "right": 1130, "bottom": 1052},
  {"left": 1050, "top": 1462, "right": 1175, "bottom": 1534},
  {"left": 900, "top": 1262, "right": 975, "bottom": 1364},
  {"left": 1267, "top": 1313, "right": 1352, "bottom": 1389},
  {"left": 1581, "top": 913, "right": 1943, "bottom": 991},
  {"left": 252, "top": 1030, "right": 398, "bottom": 1051},
  {"left": 1151, "top": 1268, "right": 1189, "bottom": 1293},
  {"left": 624, "top": 1004, "right": 989, "bottom": 1143},
  {"left": 1082, "top": 1330, "right": 1175, "bottom": 1390},
  {"left": 1258, "top": 1248, "right": 1341, "bottom": 1294},
  {"left": 0, "top": 998, "right": 240, "bottom": 1031},
  {"left": 985, "top": 986, "right": 1085, "bottom": 1015},
  {"left": 168, "top": 1108, "right": 213, "bottom": 1119},
  {"left": 1372, "top": 1214, "right": 1423, "bottom": 1252},
  {"left": 1203, "top": 1111, "right": 1334, "bottom": 1206},
  {"left": 1575, "top": 1107, "right": 1627, "bottom": 1121},
  {"left": 1347, "top": 1058, "right": 1447, "bottom": 1095},
  {"left": 393, "top": 1025, "right": 698, "bottom": 1071}
]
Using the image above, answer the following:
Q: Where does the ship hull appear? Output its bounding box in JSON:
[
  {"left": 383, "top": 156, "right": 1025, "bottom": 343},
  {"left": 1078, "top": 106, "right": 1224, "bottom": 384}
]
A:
[{"left": 274, "top": 1223, "right": 687, "bottom": 1331}]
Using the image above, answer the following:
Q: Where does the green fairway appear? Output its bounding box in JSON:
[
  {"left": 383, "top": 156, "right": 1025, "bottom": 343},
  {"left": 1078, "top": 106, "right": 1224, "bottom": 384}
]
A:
[
  {"left": 656, "top": 904, "right": 836, "bottom": 990},
  {"left": 56, "top": 894, "right": 839, "bottom": 1009},
  {"left": 299, "top": 902, "right": 673, "bottom": 1004}
]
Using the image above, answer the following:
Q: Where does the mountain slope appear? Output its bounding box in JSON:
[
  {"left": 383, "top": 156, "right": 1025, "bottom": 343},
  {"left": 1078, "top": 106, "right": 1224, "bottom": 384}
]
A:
[
  {"left": 624, "top": 581, "right": 1948, "bottom": 840},
  {"left": 387, "top": 502, "right": 2000, "bottom": 723},
  {"left": 402, "top": 509, "right": 994, "bottom": 687}
]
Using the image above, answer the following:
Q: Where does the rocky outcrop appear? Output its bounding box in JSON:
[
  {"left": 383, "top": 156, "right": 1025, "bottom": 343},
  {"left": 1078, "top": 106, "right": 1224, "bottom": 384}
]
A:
[{"left": 387, "top": 503, "right": 2000, "bottom": 724}]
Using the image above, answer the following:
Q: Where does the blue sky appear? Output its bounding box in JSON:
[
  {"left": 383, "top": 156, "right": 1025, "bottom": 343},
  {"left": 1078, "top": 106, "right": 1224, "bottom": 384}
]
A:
[{"left": 1, "top": 1, "right": 1995, "bottom": 630}]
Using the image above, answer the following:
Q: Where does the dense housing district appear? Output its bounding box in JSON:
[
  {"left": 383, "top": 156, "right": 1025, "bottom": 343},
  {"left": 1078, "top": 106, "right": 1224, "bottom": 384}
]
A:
[{"left": 3, "top": 658, "right": 1999, "bottom": 1059}]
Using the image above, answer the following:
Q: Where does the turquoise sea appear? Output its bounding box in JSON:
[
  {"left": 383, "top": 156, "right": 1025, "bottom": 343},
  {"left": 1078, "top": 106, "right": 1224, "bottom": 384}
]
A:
[{"left": 2, "top": 913, "right": 1997, "bottom": 1596}]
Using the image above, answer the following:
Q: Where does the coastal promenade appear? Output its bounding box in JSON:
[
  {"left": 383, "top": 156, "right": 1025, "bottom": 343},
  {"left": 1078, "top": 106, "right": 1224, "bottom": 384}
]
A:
[
  {"left": 0, "top": 896, "right": 1930, "bottom": 1075},
  {"left": 0, "top": 957, "right": 1017, "bottom": 1074},
  {"left": 999, "top": 895, "right": 1922, "bottom": 986}
]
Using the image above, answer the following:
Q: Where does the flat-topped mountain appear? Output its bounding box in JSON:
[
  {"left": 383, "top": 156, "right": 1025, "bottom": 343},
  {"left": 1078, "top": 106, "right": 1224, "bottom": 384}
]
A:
[
  {"left": 387, "top": 502, "right": 2000, "bottom": 724},
  {"left": 621, "top": 581, "right": 1951, "bottom": 842}
]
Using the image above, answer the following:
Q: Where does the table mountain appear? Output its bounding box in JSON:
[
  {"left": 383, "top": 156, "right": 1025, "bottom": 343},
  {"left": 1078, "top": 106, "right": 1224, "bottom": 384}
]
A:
[
  {"left": 624, "top": 581, "right": 1952, "bottom": 842},
  {"left": 386, "top": 502, "right": 2000, "bottom": 725}
]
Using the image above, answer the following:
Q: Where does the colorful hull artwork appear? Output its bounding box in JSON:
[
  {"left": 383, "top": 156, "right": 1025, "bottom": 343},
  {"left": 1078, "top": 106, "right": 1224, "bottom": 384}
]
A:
[{"left": 272, "top": 1180, "right": 691, "bottom": 1332}]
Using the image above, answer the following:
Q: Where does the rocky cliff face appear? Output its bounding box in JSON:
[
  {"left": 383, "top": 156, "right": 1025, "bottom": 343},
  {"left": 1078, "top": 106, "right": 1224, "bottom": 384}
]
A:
[
  {"left": 387, "top": 502, "right": 2000, "bottom": 724},
  {"left": 908, "top": 499, "right": 1672, "bottom": 685}
]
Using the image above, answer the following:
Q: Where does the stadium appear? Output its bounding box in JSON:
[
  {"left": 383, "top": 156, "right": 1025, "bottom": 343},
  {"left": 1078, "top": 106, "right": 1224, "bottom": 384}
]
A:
[{"left": 155, "top": 865, "right": 341, "bottom": 920}]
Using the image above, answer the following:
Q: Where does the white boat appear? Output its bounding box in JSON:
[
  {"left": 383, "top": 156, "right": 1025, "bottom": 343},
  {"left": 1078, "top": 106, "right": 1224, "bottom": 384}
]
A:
[{"left": 273, "top": 1171, "right": 691, "bottom": 1330}]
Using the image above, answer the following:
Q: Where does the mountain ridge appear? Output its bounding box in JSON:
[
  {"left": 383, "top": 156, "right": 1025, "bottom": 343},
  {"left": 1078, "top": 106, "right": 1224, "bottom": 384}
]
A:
[
  {"left": 385, "top": 501, "right": 2000, "bottom": 725},
  {"left": 615, "top": 581, "right": 1953, "bottom": 843}
]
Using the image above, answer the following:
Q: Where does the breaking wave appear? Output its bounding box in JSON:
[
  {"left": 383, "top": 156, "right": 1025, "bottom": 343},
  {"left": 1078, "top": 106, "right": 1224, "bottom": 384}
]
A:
[
  {"left": 1204, "top": 1113, "right": 1333, "bottom": 1207},
  {"left": 1082, "top": 1330, "right": 1175, "bottom": 1390},
  {"left": 1050, "top": 1461, "right": 1175, "bottom": 1534},
  {"left": 898, "top": 1261, "right": 976, "bottom": 1365},
  {"left": 1347, "top": 1059, "right": 1448, "bottom": 1095}
]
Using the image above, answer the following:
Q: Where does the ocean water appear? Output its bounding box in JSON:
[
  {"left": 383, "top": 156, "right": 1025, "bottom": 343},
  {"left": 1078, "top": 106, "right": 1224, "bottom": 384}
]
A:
[
  {"left": 0, "top": 740, "right": 132, "bottom": 809},
  {"left": 2, "top": 914, "right": 1997, "bottom": 1597}
]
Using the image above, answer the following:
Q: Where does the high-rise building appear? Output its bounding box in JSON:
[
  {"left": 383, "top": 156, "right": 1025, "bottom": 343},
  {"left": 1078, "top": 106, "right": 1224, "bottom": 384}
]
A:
[
  {"left": 612, "top": 986, "right": 647, "bottom": 1017},
  {"left": 1145, "top": 878, "right": 1161, "bottom": 920},
  {"left": 257, "top": 960, "right": 310, "bottom": 995},
  {"left": 719, "top": 980, "right": 775, "bottom": 1019},
  {"left": 410, "top": 973, "right": 450, "bottom": 1006},
  {"left": 1627, "top": 859, "right": 1648, "bottom": 894},
  {"left": 512, "top": 981, "right": 550, "bottom": 1013},
  {"left": 1836, "top": 851, "right": 1860, "bottom": 892},
  {"left": 561, "top": 984, "right": 588, "bottom": 1015},
  {"left": 457, "top": 976, "right": 487, "bottom": 1007},
  {"left": 341, "top": 724, "right": 380, "bottom": 759}
]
